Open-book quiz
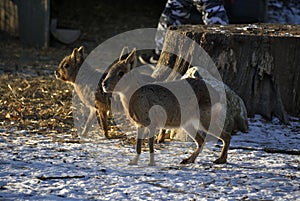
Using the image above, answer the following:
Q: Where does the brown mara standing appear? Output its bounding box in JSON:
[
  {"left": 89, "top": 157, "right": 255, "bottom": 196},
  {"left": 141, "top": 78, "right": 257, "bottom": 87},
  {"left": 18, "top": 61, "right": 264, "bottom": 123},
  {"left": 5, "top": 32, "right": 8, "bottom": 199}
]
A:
[{"left": 55, "top": 46, "right": 111, "bottom": 139}]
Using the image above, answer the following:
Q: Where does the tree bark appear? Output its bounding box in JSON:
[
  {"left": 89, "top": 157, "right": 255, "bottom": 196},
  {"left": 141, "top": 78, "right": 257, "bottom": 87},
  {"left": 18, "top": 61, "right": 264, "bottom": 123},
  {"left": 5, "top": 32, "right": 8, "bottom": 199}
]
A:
[{"left": 154, "top": 24, "right": 300, "bottom": 123}]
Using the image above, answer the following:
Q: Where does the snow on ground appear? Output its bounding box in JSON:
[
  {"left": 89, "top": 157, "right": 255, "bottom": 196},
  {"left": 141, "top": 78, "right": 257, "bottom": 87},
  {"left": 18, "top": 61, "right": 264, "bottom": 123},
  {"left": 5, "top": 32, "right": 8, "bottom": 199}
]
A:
[{"left": 0, "top": 115, "right": 299, "bottom": 200}]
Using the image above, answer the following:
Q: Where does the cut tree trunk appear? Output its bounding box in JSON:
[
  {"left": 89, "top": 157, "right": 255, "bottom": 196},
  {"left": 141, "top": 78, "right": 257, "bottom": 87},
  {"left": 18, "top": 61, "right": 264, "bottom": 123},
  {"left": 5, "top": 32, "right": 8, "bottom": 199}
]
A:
[{"left": 154, "top": 24, "right": 300, "bottom": 123}]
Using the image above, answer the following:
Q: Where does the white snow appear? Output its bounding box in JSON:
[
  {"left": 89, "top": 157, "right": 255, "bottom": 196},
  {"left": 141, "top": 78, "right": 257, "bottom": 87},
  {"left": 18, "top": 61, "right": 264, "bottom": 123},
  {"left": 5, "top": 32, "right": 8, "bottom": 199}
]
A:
[{"left": 0, "top": 115, "right": 299, "bottom": 200}]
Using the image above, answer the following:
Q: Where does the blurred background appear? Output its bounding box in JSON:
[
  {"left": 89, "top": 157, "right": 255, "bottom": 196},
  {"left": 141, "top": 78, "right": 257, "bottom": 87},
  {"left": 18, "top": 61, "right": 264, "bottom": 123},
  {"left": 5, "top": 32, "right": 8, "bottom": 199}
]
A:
[{"left": 1, "top": 0, "right": 299, "bottom": 49}]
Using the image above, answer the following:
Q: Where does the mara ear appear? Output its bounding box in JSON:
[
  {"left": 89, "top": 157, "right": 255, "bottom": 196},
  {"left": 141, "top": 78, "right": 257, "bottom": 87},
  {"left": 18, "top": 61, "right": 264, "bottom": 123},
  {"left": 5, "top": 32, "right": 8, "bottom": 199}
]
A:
[
  {"left": 71, "top": 48, "right": 79, "bottom": 60},
  {"left": 71, "top": 46, "right": 85, "bottom": 63},
  {"left": 118, "top": 46, "right": 129, "bottom": 62},
  {"left": 78, "top": 46, "right": 85, "bottom": 57},
  {"left": 125, "top": 48, "right": 137, "bottom": 69}
]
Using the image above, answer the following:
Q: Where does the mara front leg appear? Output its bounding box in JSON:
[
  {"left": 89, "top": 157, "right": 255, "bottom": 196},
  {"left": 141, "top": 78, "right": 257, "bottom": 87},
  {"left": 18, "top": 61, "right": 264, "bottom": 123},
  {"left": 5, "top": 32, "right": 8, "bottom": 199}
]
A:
[
  {"left": 98, "top": 109, "right": 109, "bottom": 139},
  {"left": 128, "top": 127, "right": 145, "bottom": 165},
  {"left": 81, "top": 108, "right": 97, "bottom": 138}
]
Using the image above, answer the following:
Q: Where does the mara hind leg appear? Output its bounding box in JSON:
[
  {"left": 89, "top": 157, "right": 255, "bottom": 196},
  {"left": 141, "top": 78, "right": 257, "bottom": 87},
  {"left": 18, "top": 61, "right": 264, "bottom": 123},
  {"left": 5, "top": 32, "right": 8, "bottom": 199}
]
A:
[
  {"left": 148, "top": 126, "right": 156, "bottom": 166},
  {"left": 205, "top": 103, "right": 231, "bottom": 164},
  {"left": 180, "top": 126, "right": 205, "bottom": 164},
  {"left": 214, "top": 131, "right": 231, "bottom": 164}
]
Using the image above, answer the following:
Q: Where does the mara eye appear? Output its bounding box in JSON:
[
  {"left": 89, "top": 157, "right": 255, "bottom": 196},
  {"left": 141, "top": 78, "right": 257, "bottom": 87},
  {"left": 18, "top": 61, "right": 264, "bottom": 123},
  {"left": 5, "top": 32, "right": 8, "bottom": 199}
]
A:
[
  {"left": 63, "top": 63, "right": 69, "bottom": 68},
  {"left": 118, "top": 71, "right": 124, "bottom": 77}
]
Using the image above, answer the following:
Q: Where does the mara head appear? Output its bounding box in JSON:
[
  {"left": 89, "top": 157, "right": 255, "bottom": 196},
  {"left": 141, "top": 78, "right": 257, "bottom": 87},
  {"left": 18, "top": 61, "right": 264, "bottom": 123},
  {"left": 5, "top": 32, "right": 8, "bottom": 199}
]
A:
[
  {"left": 55, "top": 46, "right": 86, "bottom": 83},
  {"left": 102, "top": 48, "right": 137, "bottom": 93}
]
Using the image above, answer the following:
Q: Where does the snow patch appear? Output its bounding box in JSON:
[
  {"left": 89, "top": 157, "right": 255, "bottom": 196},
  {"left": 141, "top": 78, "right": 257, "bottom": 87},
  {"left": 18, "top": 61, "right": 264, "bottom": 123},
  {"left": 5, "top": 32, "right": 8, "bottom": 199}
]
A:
[{"left": 0, "top": 115, "right": 299, "bottom": 200}]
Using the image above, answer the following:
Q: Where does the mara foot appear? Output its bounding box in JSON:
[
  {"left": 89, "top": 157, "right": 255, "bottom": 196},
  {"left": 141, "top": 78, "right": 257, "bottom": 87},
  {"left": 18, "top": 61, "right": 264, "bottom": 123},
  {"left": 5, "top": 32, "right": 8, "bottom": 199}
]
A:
[
  {"left": 128, "top": 155, "right": 140, "bottom": 165},
  {"left": 148, "top": 161, "right": 156, "bottom": 166},
  {"left": 156, "top": 135, "right": 165, "bottom": 143},
  {"left": 180, "top": 158, "right": 195, "bottom": 164},
  {"left": 128, "top": 160, "right": 138, "bottom": 165},
  {"left": 213, "top": 157, "right": 227, "bottom": 164}
]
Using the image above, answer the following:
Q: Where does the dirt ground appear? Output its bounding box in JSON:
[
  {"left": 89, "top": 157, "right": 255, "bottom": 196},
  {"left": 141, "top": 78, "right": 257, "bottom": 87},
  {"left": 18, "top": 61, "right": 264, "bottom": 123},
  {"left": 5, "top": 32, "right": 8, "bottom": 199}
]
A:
[{"left": 0, "top": 40, "right": 74, "bottom": 139}]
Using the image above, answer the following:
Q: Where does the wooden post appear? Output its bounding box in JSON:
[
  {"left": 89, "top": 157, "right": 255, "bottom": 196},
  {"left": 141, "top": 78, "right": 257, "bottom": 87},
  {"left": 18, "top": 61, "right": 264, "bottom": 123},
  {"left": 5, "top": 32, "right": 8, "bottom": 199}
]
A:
[{"left": 155, "top": 24, "right": 300, "bottom": 123}]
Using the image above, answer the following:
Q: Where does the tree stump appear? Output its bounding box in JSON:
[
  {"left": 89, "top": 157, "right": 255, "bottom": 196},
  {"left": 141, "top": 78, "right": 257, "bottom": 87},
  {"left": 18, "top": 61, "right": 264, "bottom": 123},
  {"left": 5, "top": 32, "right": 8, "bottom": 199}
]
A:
[{"left": 154, "top": 24, "right": 300, "bottom": 123}]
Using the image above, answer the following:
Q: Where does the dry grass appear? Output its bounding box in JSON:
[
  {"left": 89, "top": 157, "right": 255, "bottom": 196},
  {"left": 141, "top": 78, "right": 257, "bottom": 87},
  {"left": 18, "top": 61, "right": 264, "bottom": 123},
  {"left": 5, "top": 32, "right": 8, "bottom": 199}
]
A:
[
  {"left": 0, "top": 39, "right": 136, "bottom": 144},
  {"left": 0, "top": 73, "right": 74, "bottom": 135}
]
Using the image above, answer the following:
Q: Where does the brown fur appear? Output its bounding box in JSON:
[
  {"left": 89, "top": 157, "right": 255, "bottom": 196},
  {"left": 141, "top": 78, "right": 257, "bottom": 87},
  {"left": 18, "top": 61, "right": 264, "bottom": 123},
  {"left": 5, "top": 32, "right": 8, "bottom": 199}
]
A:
[
  {"left": 55, "top": 46, "right": 110, "bottom": 139},
  {"left": 157, "top": 66, "right": 249, "bottom": 143},
  {"left": 102, "top": 49, "right": 233, "bottom": 165}
]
